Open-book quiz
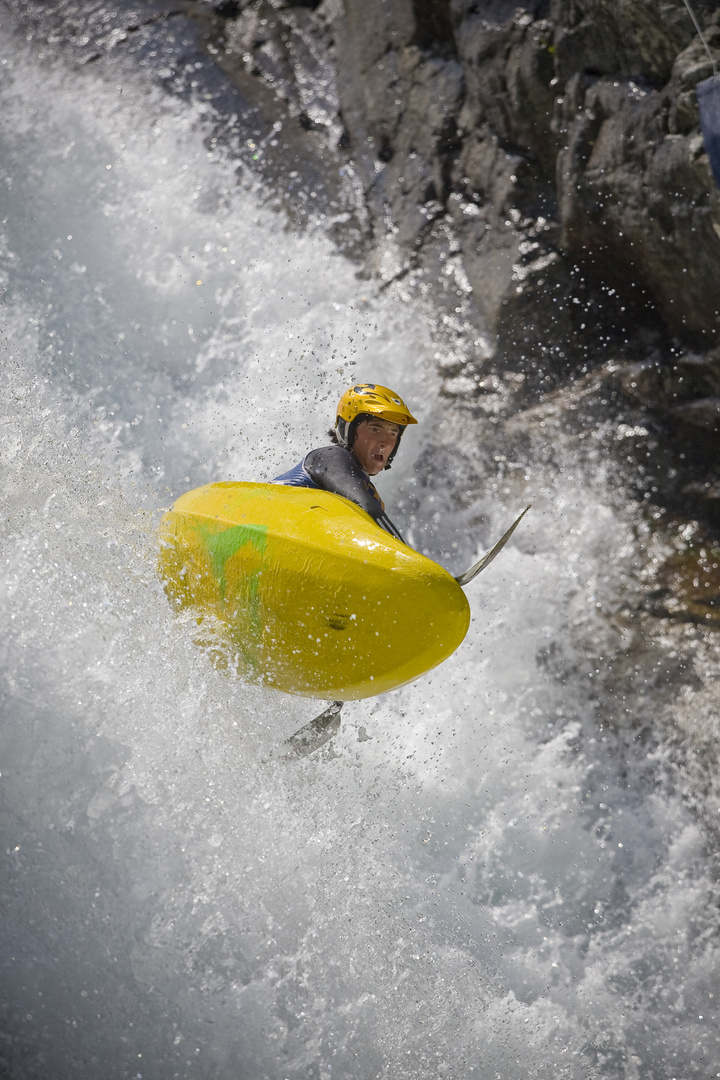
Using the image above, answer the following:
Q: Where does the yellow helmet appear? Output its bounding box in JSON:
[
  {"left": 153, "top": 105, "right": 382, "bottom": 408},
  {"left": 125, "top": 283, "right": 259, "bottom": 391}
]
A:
[
  {"left": 335, "top": 383, "right": 417, "bottom": 468},
  {"left": 337, "top": 383, "right": 418, "bottom": 427}
]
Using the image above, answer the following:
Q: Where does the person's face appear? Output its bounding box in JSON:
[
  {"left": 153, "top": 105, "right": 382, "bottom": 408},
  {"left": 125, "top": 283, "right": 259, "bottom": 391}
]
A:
[{"left": 351, "top": 418, "right": 400, "bottom": 475}]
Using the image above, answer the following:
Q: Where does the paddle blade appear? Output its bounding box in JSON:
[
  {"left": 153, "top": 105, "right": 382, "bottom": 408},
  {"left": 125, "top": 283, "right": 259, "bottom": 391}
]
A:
[
  {"left": 455, "top": 505, "right": 531, "bottom": 587},
  {"left": 285, "top": 700, "right": 344, "bottom": 757}
]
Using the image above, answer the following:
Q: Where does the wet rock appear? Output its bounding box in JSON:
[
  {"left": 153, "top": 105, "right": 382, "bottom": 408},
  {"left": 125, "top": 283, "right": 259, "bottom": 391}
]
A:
[
  {"left": 669, "top": 397, "right": 720, "bottom": 430},
  {"left": 679, "top": 479, "right": 720, "bottom": 529},
  {"left": 318, "top": 0, "right": 720, "bottom": 525},
  {"left": 639, "top": 538, "right": 720, "bottom": 628},
  {"left": 297, "top": 0, "right": 720, "bottom": 421},
  {"left": 334, "top": 0, "right": 465, "bottom": 249},
  {"left": 554, "top": 31, "right": 720, "bottom": 343}
]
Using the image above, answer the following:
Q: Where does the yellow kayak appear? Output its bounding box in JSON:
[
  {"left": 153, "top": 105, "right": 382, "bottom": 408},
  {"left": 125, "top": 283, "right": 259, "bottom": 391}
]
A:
[{"left": 158, "top": 482, "right": 470, "bottom": 700}]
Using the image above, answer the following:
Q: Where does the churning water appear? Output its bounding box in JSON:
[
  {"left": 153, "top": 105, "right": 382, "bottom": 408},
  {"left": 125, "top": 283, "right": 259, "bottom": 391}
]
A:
[{"left": 2, "top": 19, "right": 720, "bottom": 1080}]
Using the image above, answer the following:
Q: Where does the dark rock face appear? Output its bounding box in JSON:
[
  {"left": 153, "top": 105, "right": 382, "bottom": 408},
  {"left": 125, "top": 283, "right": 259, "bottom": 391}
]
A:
[
  {"left": 329, "top": 0, "right": 720, "bottom": 336},
  {"left": 554, "top": 21, "right": 720, "bottom": 344},
  {"left": 320, "top": 0, "right": 720, "bottom": 529}
]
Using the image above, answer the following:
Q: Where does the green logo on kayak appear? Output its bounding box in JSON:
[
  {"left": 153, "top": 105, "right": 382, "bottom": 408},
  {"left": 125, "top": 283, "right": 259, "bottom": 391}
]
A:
[{"left": 196, "top": 521, "right": 268, "bottom": 598}]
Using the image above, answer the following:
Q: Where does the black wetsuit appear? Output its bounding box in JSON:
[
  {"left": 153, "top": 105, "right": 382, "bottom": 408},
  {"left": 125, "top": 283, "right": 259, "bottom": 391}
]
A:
[{"left": 271, "top": 445, "right": 405, "bottom": 542}]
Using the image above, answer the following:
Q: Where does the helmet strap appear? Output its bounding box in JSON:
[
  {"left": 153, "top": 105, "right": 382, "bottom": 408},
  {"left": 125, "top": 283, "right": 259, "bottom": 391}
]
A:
[
  {"left": 347, "top": 415, "right": 364, "bottom": 450},
  {"left": 336, "top": 414, "right": 365, "bottom": 450},
  {"left": 384, "top": 426, "right": 405, "bottom": 469}
]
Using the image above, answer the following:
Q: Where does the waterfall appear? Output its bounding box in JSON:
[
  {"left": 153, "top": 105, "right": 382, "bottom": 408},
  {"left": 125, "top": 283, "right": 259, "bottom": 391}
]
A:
[{"left": 2, "top": 18, "right": 719, "bottom": 1080}]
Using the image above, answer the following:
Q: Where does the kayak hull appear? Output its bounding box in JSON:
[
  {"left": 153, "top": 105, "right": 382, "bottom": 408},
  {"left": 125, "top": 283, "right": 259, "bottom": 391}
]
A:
[{"left": 158, "top": 482, "right": 470, "bottom": 700}]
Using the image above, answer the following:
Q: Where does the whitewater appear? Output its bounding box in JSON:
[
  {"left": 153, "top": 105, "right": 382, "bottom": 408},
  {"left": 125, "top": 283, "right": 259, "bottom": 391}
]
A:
[{"left": 1, "top": 21, "right": 719, "bottom": 1080}]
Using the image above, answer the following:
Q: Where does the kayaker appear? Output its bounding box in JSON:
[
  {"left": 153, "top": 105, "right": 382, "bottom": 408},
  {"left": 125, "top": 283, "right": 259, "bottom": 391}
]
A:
[{"left": 271, "top": 383, "right": 417, "bottom": 542}]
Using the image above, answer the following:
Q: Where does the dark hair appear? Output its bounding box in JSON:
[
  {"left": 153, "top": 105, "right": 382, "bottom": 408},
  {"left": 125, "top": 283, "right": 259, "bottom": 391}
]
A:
[{"left": 328, "top": 428, "right": 339, "bottom": 444}]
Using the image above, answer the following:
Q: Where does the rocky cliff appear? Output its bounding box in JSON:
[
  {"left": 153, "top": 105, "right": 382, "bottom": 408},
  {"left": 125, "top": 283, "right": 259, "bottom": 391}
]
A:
[
  {"left": 211, "top": 0, "right": 720, "bottom": 529},
  {"left": 6, "top": 0, "right": 720, "bottom": 533}
]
